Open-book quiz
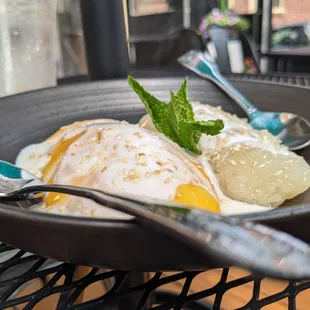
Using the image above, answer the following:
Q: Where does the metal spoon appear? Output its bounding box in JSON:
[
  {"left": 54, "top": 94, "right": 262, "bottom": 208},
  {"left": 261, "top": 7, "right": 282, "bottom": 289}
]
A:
[
  {"left": 1, "top": 161, "right": 310, "bottom": 279},
  {"left": 178, "top": 50, "right": 310, "bottom": 151}
]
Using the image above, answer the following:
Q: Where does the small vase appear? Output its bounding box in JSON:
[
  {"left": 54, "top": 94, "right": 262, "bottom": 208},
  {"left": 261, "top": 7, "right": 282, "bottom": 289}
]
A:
[{"left": 205, "top": 25, "right": 244, "bottom": 74}]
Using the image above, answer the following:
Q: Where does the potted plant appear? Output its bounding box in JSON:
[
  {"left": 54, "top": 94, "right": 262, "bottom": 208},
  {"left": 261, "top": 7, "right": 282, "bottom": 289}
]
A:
[
  {"left": 198, "top": 2, "right": 257, "bottom": 74},
  {"left": 199, "top": 8, "right": 250, "bottom": 41}
]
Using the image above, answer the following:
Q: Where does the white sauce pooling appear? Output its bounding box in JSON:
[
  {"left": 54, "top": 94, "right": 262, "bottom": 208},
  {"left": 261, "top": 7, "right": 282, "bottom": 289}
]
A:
[{"left": 191, "top": 103, "right": 290, "bottom": 157}]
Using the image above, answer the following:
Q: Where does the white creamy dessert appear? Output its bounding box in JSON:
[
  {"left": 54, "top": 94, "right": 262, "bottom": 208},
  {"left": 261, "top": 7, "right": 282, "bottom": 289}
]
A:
[{"left": 139, "top": 102, "right": 310, "bottom": 209}]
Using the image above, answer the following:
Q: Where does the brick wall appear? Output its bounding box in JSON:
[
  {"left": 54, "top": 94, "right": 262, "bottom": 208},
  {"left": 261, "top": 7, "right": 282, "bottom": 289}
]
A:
[
  {"left": 232, "top": 0, "right": 310, "bottom": 27},
  {"left": 233, "top": 0, "right": 251, "bottom": 15},
  {"left": 272, "top": 0, "right": 310, "bottom": 27}
]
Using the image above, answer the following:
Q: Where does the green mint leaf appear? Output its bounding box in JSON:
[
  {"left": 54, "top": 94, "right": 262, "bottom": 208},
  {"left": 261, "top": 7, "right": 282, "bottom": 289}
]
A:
[
  {"left": 127, "top": 76, "right": 180, "bottom": 144},
  {"left": 169, "top": 91, "right": 195, "bottom": 123},
  {"left": 179, "top": 120, "right": 225, "bottom": 154},
  {"left": 128, "top": 75, "right": 224, "bottom": 154},
  {"left": 176, "top": 76, "right": 189, "bottom": 100}
]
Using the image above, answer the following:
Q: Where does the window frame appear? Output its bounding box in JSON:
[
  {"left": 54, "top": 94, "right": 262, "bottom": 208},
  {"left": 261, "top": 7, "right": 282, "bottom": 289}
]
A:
[
  {"left": 228, "top": 0, "right": 236, "bottom": 10},
  {"left": 128, "top": 0, "right": 174, "bottom": 17},
  {"left": 248, "top": 0, "right": 257, "bottom": 14},
  {"left": 228, "top": 0, "right": 285, "bottom": 15},
  {"left": 272, "top": 0, "right": 285, "bottom": 14}
]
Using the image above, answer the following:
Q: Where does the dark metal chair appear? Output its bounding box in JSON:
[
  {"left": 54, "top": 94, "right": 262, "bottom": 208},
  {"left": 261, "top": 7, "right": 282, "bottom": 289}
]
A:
[{"left": 151, "top": 27, "right": 205, "bottom": 68}]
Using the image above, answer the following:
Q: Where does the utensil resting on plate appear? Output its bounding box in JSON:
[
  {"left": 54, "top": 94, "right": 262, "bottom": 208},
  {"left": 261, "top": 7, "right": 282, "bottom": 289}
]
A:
[
  {"left": 1, "top": 160, "right": 310, "bottom": 280},
  {"left": 178, "top": 50, "right": 310, "bottom": 151}
]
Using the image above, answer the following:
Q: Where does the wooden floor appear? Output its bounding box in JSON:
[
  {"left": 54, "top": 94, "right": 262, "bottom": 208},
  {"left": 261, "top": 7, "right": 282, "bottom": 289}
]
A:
[{"left": 8, "top": 267, "right": 310, "bottom": 309}]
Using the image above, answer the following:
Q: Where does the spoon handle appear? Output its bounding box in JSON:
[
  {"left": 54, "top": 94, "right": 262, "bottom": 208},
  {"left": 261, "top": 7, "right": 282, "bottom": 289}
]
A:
[
  {"left": 178, "top": 50, "right": 258, "bottom": 117},
  {"left": 11, "top": 183, "right": 310, "bottom": 280}
]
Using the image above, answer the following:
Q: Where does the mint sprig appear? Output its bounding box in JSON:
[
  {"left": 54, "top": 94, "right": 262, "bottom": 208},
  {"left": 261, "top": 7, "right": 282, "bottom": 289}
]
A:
[{"left": 128, "top": 76, "right": 224, "bottom": 155}]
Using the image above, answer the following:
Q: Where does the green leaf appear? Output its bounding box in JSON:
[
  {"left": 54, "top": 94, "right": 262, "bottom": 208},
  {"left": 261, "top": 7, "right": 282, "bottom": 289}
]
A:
[
  {"left": 176, "top": 76, "right": 189, "bottom": 100},
  {"left": 128, "top": 75, "right": 224, "bottom": 154},
  {"left": 169, "top": 90, "right": 195, "bottom": 123},
  {"left": 128, "top": 76, "right": 179, "bottom": 143}
]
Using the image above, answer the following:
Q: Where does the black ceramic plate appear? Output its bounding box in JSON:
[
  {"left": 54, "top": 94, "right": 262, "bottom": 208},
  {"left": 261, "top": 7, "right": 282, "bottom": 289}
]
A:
[{"left": 1, "top": 77, "right": 310, "bottom": 270}]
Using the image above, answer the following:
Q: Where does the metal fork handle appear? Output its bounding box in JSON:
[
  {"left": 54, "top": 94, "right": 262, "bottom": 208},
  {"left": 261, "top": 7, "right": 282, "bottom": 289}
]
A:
[{"left": 6, "top": 183, "right": 310, "bottom": 280}]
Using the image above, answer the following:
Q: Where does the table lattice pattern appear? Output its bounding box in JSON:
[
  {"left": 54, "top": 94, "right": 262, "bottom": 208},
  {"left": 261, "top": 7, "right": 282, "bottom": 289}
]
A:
[{"left": 0, "top": 244, "right": 309, "bottom": 309}]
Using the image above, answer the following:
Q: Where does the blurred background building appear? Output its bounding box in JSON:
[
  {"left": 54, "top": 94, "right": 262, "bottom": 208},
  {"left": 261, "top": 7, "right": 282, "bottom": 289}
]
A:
[
  {"left": 56, "top": 0, "right": 310, "bottom": 78},
  {"left": 230, "top": 0, "right": 310, "bottom": 26}
]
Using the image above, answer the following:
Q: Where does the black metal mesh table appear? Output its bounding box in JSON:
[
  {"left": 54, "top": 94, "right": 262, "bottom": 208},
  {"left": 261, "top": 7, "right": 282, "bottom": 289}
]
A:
[{"left": 0, "top": 243, "right": 309, "bottom": 309}]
